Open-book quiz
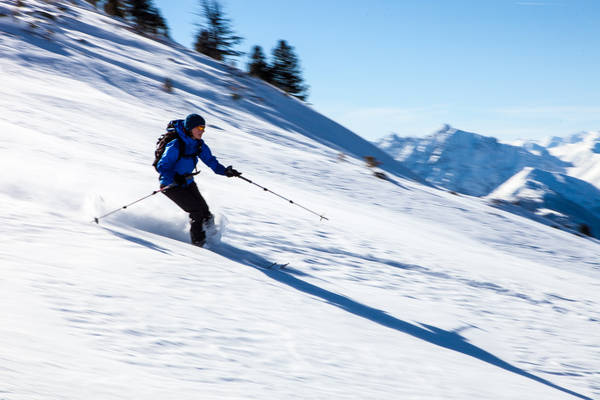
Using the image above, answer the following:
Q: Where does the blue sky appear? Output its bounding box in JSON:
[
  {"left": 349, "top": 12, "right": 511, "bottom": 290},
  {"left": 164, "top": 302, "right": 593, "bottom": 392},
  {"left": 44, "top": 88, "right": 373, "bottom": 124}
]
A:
[{"left": 153, "top": 0, "right": 600, "bottom": 141}]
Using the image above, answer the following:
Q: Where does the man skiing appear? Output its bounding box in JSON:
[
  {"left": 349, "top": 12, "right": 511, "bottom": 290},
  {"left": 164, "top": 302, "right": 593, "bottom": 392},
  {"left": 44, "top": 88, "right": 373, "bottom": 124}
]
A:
[{"left": 156, "top": 113, "right": 241, "bottom": 247}]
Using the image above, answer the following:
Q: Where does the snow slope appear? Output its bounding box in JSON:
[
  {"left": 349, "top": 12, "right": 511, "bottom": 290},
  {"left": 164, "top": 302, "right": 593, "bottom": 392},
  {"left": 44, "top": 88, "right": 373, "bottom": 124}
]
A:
[
  {"left": 375, "top": 125, "right": 570, "bottom": 197},
  {"left": 487, "top": 167, "right": 600, "bottom": 237},
  {"left": 0, "top": 0, "right": 421, "bottom": 184},
  {"left": 1, "top": 1, "right": 599, "bottom": 399}
]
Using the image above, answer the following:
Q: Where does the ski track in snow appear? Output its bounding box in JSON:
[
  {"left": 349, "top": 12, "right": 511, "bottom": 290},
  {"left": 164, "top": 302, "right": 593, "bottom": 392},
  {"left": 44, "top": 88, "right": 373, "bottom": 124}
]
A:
[{"left": 1, "top": 1, "right": 599, "bottom": 399}]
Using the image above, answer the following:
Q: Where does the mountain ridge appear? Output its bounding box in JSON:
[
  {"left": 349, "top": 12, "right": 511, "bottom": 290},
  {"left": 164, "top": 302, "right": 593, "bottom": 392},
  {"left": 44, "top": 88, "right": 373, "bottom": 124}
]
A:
[
  {"left": 375, "top": 126, "right": 600, "bottom": 237},
  {"left": 375, "top": 124, "right": 571, "bottom": 196},
  {"left": 488, "top": 167, "right": 600, "bottom": 237}
]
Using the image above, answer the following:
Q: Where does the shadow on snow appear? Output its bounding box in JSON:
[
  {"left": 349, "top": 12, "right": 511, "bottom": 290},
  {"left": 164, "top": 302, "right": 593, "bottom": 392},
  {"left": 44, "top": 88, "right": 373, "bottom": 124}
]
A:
[
  {"left": 103, "top": 227, "right": 171, "bottom": 255},
  {"left": 213, "top": 242, "right": 591, "bottom": 400}
]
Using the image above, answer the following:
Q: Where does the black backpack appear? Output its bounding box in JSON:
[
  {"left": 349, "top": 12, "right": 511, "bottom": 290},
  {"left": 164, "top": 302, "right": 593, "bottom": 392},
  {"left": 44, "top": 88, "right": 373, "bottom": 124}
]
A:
[{"left": 152, "top": 120, "right": 200, "bottom": 171}]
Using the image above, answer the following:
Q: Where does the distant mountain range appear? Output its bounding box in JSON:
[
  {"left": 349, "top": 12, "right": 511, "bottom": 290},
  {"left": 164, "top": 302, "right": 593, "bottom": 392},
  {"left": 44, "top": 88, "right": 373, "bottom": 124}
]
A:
[
  {"left": 375, "top": 125, "right": 571, "bottom": 197},
  {"left": 488, "top": 167, "right": 600, "bottom": 237},
  {"left": 515, "top": 131, "right": 600, "bottom": 188},
  {"left": 376, "top": 125, "right": 600, "bottom": 238}
]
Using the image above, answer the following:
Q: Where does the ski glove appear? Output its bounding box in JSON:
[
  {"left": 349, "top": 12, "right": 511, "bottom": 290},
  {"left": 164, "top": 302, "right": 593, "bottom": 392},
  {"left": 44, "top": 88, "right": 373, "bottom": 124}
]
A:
[{"left": 224, "top": 165, "right": 241, "bottom": 177}]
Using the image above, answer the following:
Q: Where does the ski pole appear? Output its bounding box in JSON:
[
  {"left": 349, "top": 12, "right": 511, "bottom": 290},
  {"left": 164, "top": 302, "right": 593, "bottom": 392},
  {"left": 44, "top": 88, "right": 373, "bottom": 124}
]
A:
[
  {"left": 236, "top": 175, "right": 329, "bottom": 221},
  {"left": 92, "top": 184, "right": 173, "bottom": 224},
  {"left": 92, "top": 170, "right": 202, "bottom": 224}
]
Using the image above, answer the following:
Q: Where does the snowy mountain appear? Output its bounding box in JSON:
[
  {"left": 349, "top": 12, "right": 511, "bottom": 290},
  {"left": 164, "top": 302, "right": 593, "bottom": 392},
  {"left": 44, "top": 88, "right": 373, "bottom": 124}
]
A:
[
  {"left": 539, "top": 132, "right": 595, "bottom": 149},
  {"left": 375, "top": 125, "right": 571, "bottom": 197},
  {"left": 376, "top": 127, "right": 600, "bottom": 239},
  {"left": 1, "top": 1, "right": 599, "bottom": 399},
  {"left": 518, "top": 131, "right": 600, "bottom": 189},
  {"left": 488, "top": 167, "right": 600, "bottom": 238}
]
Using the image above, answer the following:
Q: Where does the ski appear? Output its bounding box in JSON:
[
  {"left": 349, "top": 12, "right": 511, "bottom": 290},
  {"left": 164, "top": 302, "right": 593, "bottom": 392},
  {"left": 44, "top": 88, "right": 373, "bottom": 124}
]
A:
[{"left": 263, "top": 262, "right": 289, "bottom": 270}]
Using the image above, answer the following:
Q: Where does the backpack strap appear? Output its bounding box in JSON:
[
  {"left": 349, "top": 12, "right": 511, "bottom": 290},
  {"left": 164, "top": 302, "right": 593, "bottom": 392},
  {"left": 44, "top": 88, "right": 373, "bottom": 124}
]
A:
[
  {"left": 153, "top": 121, "right": 203, "bottom": 172},
  {"left": 178, "top": 138, "right": 202, "bottom": 159}
]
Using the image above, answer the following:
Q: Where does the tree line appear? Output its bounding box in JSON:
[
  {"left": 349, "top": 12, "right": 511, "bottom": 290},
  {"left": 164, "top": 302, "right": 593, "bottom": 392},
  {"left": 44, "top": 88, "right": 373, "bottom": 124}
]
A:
[
  {"left": 91, "top": 0, "right": 309, "bottom": 100},
  {"left": 89, "top": 0, "right": 168, "bottom": 36}
]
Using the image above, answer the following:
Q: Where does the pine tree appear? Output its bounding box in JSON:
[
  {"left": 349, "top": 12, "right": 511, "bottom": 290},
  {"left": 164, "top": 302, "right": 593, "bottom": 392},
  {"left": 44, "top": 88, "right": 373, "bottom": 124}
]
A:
[
  {"left": 147, "top": 10, "right": 169, "bottom": 36},
  {"left": 247, "top": 45, "right": 272, "bottom": 82},
  {"left": 194, "top": 0, "right": 242, "bottom": 61},
  {"left": 123, "top": 0, "right": 168, "bottom": 36},
  {"left": 104, "top": 0, "right": 125, "bottom": 18},
  {"left": 270, "top": 40, "right": 308, "bottom": 100},
  {"left": 194, "top": 30, "right": 213, "bottom": 57}
]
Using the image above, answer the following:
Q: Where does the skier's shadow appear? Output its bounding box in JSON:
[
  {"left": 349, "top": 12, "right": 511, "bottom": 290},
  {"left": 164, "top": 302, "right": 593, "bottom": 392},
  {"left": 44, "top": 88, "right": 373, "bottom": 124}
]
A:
[
  {"left": 214, "top": 242, "right": 591, "bottom": 400},
  {"left": 104, "top": 227, "right": 170, "bottom": 255}
]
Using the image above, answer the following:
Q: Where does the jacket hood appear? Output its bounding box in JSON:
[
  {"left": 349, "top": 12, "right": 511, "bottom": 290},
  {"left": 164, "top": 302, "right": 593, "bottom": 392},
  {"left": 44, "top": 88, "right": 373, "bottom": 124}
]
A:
[{"left": 174, "top": 120, "right": 198, "bottom": 149}]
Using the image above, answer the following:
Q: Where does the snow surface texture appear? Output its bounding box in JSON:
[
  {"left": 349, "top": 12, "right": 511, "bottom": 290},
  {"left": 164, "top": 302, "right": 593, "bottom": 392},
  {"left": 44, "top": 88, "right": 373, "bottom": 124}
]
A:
[{"left": 1, "top": 1, "right": 599, "bottom": 399}]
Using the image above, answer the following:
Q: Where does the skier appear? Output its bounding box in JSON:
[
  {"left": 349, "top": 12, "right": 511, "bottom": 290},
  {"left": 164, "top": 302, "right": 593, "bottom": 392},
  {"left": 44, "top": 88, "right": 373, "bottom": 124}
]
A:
[{"left": 156, "top": 113, "right": 241, "bottom": 247}]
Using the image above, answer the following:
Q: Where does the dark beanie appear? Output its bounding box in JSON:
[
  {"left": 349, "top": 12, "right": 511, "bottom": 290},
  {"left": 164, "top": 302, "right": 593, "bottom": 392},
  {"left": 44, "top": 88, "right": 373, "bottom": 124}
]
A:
[{"left": 184, "top": 114, "right": 206, "bottom": 131}]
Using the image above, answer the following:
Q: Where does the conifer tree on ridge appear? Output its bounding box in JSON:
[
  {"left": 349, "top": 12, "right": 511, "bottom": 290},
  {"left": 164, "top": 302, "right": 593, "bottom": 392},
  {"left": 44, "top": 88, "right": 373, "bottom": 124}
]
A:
[
  {"left": 123, "top": 0, "right": 169, "bottom": 36},
  {"left": 247, "top": 45, "right": 272, "bottom": 82},
  {"left": 270, "top": 40, "right": 308, "bottom": 100},
  {"left": 104, "top": 0, "right": 125, "bottom": 18},
  {"left": 194, "top": 0, "right": 242, "bottom": 61}
]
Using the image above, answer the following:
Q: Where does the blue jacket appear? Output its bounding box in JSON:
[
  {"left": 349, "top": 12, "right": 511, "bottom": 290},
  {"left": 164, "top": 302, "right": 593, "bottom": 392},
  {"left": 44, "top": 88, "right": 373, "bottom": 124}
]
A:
[{"left": 156, "top": 120, "right": 227, "bottom": 187}]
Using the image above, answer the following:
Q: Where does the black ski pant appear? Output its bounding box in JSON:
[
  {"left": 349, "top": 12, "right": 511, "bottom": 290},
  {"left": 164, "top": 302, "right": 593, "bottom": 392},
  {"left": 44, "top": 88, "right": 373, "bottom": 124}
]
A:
[{"left": 163, "top": 182, "right": 212, "bottom": 244}]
